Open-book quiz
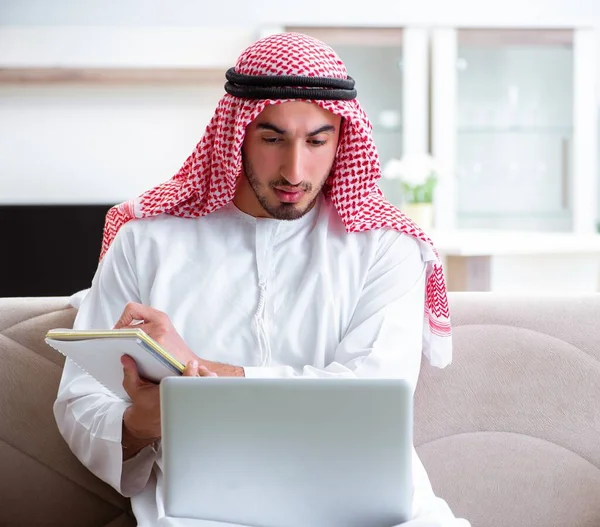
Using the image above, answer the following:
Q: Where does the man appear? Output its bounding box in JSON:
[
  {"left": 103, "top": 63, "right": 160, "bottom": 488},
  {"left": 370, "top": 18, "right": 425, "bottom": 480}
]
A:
[{"left": 54, "top": 32, "right": 469, "bottom": 526}]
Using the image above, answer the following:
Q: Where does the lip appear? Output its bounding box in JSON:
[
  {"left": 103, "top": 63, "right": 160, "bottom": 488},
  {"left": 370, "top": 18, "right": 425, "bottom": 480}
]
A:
[{"left": 273, "top": 188, "right": 304, "bottom": 204}]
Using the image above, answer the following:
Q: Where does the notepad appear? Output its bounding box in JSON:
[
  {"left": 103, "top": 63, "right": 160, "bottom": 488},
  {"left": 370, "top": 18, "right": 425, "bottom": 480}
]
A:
[{"left": 45, "top": 328, "right": 185, "bottom": 401}]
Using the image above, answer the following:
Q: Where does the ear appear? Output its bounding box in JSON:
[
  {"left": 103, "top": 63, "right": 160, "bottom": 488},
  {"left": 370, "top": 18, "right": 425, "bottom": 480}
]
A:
[{"left": 336, "top": 117, "right": 346, "bottom": 152}]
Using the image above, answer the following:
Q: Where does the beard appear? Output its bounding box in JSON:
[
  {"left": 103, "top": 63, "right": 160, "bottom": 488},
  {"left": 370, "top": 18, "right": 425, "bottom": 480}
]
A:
[{"left": 242, "top": 156, "right": 330, "bottom": 221}]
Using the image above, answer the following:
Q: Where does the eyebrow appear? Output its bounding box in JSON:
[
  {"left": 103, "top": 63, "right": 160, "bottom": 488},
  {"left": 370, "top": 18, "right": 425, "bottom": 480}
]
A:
[{"left": 256, "top": 123, "right": 336, "bottom": 137}]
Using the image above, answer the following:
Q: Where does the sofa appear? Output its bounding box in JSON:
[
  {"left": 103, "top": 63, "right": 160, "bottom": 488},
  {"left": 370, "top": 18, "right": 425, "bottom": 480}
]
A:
[{"left": 1, "top": 294, "right": 599, "bottom": 527}]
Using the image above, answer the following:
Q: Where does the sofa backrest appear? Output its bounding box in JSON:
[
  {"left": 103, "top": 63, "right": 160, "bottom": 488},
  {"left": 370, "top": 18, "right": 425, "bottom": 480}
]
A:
[{"left": 415, "top": 293, "right": 600, "bottom": 527}]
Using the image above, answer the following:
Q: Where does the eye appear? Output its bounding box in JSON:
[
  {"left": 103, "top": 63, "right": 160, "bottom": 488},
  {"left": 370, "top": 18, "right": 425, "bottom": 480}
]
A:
[
  {"left": 261, "top": 137, "right": 281, "bottom": 144},
  {"left": 308, "top": 139, "right": 327, "bottom": 146}
]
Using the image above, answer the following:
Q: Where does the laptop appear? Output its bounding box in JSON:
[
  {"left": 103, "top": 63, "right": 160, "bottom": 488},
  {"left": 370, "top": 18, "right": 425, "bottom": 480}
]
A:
[{"left": 160, "top": 377, "right": 413, "bottom": 527}]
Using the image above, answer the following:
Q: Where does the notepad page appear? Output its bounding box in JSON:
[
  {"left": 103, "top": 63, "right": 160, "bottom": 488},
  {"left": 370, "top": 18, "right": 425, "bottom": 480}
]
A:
[{"left": 45, "top": 337, "right": 180, "bottom": 401}]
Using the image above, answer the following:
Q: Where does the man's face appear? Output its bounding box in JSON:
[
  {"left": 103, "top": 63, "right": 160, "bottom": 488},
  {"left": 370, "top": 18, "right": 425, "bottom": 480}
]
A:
[{"left": 237, "top": 101, "right": 342, "bottom": 220}]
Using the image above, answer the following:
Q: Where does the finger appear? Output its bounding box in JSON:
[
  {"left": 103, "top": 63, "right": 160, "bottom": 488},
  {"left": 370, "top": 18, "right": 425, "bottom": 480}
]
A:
[
  {"left": 198, "top": 365, "right": 218, "bottom": 377},
  {"left": 114, "top": 302, "right": 163, "bottom": 329},
  {"left": 121, "top": 354, "right": 142, "bottom": 393},
  {"left": 183, "top": 360, "right": 200, "bottom": 377},
  {"left": 117, "top": 322, "right": 152, "bottom": 335}
]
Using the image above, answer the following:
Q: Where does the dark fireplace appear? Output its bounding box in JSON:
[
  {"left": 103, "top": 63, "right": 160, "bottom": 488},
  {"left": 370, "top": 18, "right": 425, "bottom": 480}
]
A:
[{"left": 1, "top": 204, "right": 114, "bottom": 297}]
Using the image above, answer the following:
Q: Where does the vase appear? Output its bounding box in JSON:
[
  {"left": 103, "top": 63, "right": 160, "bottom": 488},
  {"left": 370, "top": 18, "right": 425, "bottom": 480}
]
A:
[{"left": 401, "top": 202, "right": 434, "bottom": 231}]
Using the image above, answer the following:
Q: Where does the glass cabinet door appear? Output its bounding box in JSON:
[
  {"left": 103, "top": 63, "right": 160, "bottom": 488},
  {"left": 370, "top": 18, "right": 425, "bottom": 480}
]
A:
[
  {"left": 432, "top": 28, "right": 597, "bottom": 233},
  {"left": 284, "top": 27, "right": 412, "bottom": 206},
  {"left": 459, "top": 29, "right": 573, "bottom": 231}
]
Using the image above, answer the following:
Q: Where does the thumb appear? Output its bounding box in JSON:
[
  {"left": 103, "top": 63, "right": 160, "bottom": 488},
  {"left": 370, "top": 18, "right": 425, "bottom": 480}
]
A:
[
  {"left": 121, "top": 355, "right": 142, "bottom": 393},
  {"left": 183, "top": 359, "right": 200, "bottom": 377},
  {"left": 114, "top": 302, "right": 154, "bottom": 329}
]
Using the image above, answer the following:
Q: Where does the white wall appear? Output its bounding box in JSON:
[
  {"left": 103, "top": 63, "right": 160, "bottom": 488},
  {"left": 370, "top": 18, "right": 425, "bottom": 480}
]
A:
[
  {"left": 0, "top": 83, "right": 223, "bottom": 204},
  {"left": 0, "top": 27, "right": 255, "bottom": 68},
  {"left": 1, "top": 0, "right": 600, "bottom": 28}
]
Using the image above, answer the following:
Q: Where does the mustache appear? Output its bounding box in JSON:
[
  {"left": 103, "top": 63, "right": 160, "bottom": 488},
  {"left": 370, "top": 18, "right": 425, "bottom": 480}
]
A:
[{"left": 269, "top": 179, "right": 312, "bottom": 192}]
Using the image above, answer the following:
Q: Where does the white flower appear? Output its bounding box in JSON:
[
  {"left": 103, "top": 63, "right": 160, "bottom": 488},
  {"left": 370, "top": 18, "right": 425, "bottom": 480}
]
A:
[
  {"left": 382, "top": 158, "right": 405, "bottom": 180},
  {"left": 383, "top": 154, "right": 440, "bottom": 187}
]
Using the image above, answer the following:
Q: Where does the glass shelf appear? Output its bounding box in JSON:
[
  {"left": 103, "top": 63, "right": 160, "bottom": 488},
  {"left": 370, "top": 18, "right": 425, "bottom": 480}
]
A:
[
  {"left": 457, "top": 126, "right": 573, "bottom": 135},
  {"left": 456, "top": 212, "right": 573, "bottom": 232},
  {"left": 458, "top": 210, "right": 571, "bottom": 219}
]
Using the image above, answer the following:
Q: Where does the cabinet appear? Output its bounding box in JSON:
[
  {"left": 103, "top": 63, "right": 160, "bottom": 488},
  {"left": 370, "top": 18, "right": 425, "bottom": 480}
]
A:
[
  {"left": 431, "top": 28, "right": 598, "bottom": 233},
  {"left": 279, "top": 26, "right": 598, "bottom": 233}
]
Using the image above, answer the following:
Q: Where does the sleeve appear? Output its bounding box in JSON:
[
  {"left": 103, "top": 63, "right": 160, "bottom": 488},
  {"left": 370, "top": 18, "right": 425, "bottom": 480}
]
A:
[
  {"left": 53, "top": 224, "right": 158, "bottom": 497},
  {"left": 244, "top": 233, "right": 470, "bottom": 526}
]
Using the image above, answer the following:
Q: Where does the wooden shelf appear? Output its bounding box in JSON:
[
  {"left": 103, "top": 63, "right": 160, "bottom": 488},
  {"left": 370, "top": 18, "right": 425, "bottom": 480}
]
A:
[{"left": 0, "top": 67, "right": 227, "bottom": 84}]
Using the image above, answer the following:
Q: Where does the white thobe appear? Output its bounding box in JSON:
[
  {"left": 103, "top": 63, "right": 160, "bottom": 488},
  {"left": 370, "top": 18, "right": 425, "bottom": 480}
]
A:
[{"left": 54, "top": 194, "right": 470, "bottom": 527}]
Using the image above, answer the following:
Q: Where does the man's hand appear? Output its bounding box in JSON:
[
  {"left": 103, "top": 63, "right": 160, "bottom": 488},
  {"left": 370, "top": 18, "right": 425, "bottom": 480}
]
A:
[
  {"left": 114, "top": 302, "right": 199, "bottom": 366},
  {"left": 114, "top": 302, "right": 245, "bottom": 378},
  {"left": 121, "top": 355, "right": 216, "bottom": 460}
]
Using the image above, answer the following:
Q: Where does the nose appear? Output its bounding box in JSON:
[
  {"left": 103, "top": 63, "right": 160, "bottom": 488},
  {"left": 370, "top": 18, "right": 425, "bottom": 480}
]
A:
[{"left": 281, "top": 142, "right": 304, "bottom": 186}]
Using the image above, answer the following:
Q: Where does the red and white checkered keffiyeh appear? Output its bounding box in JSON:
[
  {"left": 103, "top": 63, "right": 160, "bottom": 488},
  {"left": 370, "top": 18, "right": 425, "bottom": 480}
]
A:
[{"left": 100, "top": 32, "right": 452, "bottom": 367}]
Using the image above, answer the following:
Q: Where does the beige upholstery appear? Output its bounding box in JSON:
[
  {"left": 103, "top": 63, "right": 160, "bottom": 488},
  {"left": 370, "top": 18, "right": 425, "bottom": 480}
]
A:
[
  {"left": 0, "top": 294, "right": 599, "bottom": 526},
  {"left": 0, "top": 298, "right": 135, "bottom": 527},
  {"left": 415, "top": 294, "right": 600, "bottom": 527}
]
